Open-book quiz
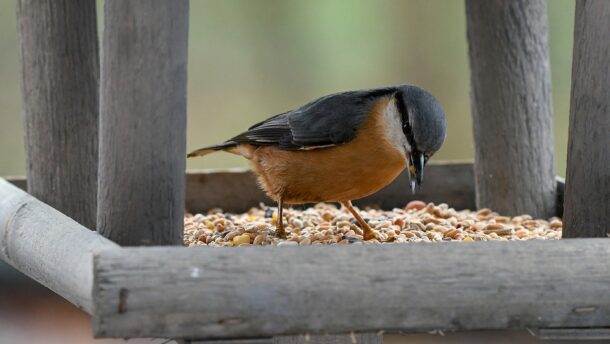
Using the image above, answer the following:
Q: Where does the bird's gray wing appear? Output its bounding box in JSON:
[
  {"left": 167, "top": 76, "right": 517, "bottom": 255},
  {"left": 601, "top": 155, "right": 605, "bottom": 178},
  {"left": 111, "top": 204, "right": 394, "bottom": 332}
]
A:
[{"left": 229, "top": 87, "right": 396, "bottom": 150}]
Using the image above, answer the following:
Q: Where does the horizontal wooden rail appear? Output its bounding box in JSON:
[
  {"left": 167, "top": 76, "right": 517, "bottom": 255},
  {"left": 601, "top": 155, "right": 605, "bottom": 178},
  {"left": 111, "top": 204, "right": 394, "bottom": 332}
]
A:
[
  {"left": 93, "top": 238, "right": 610, "bottom": 339},
  {"left": 0, "top": 178, "right": 119, "bottom": 313},
  {"left": 7, "top": 161, "right": 566, "bottom": 216}
]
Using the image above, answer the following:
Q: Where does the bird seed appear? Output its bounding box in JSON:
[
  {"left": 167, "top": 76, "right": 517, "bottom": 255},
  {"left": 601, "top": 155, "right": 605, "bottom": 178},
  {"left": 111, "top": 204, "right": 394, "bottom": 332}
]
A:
[{"left": 183, "top": 201, "right": 562, "bottom": 247}]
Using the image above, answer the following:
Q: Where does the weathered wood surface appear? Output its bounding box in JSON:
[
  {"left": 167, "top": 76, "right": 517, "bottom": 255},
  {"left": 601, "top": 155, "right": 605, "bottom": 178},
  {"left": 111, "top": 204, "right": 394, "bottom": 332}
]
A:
[
  {"left": 98, "top": 0, "right": 189, "bottom": 246},
  {"left": 0, "top": 178, "right": 119, "bottom": 313},
  {"left": 273, "top": 334, "right": 381, "bottom": 344},
  {"left": 189, "top": 339, "right": 272, "bottom": 344},
  {"left": 16, "top": 0, "right": 99, "bottom": 229},
  {"left": 6, "top": 176, "right": 26, "bottom": 192},
  {"left": 7, "top": 164, "right": 567, "bottom": 217},
  {"left": 466, "top": 0, "right": 556, "bottom": 219},
  {"left": 93, "top": 239, "right": 610, "bottom": 339},
  {"left": 187, "top": 162, "right": 475, "bottom": 213},
  {"left": 563, "top": 0, "right": 610, "bottom": 238},
  {"left": 534, "top": 328, "right": 610, "bottom": 340}
]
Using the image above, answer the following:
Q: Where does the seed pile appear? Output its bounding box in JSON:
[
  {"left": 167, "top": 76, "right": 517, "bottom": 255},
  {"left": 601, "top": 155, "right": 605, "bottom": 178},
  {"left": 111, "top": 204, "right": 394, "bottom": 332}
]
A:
[{"left": 184, "top": 201, "right": 562, "bottom": 247}]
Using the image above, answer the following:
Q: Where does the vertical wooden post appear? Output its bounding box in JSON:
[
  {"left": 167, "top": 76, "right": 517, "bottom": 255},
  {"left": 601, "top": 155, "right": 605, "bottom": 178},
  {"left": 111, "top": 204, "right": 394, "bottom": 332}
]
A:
[
  {"left": 16, "top": 0, "right": 99, "bottom": 229},
  {"left": 465, "top": 0, "right": 556, "bottom": 219},
  {"left": 563, "top": 0, "right": 610, "bottom": 238},
  {"left": 98, "top": 0, "right": 189, "bottom": 246}
]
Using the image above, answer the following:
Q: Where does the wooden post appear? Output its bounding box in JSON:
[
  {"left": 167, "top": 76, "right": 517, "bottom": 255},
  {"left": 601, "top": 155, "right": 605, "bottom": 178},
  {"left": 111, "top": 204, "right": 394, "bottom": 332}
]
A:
[
  {"left": 563, "top": 0, "right": 610, "bottom": 238},
  {"left": 465, "top": 0, "right": 556, "bottom": 219},
  {"left": 97, "top": 0, "right": 189, "bottom": 246},
  {"left": 16, "top": 0, "right": 99, "bottom": 229}
]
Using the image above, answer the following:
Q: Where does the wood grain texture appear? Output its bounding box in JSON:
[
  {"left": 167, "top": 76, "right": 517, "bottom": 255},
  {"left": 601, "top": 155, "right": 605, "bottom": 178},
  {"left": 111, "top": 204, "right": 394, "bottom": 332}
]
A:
[
  {"left": 466, "top": 0, "right": 556, "bottom": 219},
  {"left": 534, "top": 328, "right": 610, "bottom": 340},
  {"left": 8, "top": 163, "right": 567, "bottom": 217},
  {"left": 563, "top": 0, "right": 610, "bottom": 238},
  {"left": 97, "top": 0, "right": 189, "bottom": 245},
  {"left": 273, "top": 334, "right": 381, "bottom": 344},
  {"left": 93, "top": 239, "right": 610, "bottom": 339},
  {"left": 189, "top": 339, "right": 272, "bottom": 344},
  {"left": 186, "top": 162, "right": 476, "bottom": 214},
  {"left": 0, "top": 178, "right": 118, "bottom": 313},
  {"left": 16, "top": 0, "right": 99, "bottom": 229}
]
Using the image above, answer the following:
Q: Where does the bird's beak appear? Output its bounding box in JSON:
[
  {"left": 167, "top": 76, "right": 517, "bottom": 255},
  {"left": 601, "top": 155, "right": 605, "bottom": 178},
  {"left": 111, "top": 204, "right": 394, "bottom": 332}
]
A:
[{"left": 407, "top": 152, "right": 425, "bottom": 194}]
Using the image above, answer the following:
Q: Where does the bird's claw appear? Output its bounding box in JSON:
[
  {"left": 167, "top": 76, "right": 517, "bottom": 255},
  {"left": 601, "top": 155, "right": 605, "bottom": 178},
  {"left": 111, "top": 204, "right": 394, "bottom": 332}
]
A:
[
  {"left": 274, "top": 225, "right": 288, "bottom": 239},
  {"left": 362, "top": 228, "right": 380, "bottom": 241}
]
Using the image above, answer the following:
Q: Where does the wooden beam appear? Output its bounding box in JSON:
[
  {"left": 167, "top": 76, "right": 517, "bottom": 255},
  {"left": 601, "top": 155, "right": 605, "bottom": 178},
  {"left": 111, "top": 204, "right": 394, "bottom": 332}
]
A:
[
  {"left": 93, "top": 238, "right": 610, "bottom": 339},
  {"left": 6, "top": 163, "right": 567, "bottom": 217},
  {"left": 5, "top": 176, "right": 26, "bottom": 192},
  {"left": 98, "top": 0, "right": 189, "bottom": 245},
  {"left": 534, "top": 328, "right": 610, "bottom": 341},
  {"left": 273, "top": 334, "right": 381, "bottom": 344},
  {"left": 0, "top": 178, "right": 119, "bottom": 313},
  {"left": 563, "top": 0, "right": 610, "bottom": 238},
  {"left": 186, "top": 162, "right": 475, "bottom": 214},
  {"left": 16, "top": 0, "right": 99, "bottom": 229},
  {"left": 465, "top": 0, "right": 556, "bottom": 219},
  {"left": 188, "top": 340, "right": 272, "bottom": 344}
]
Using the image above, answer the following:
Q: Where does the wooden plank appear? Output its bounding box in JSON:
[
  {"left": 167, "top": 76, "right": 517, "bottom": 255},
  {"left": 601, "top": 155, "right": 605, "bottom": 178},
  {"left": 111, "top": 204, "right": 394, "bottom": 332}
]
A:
[
  {"left": 186, "top": 162, "right": 475, "bottom": 213},
  {"left": 97, "top": 0, "right": 189, "bottom": 246},
  {"left": 465, "top": 0, "right": 556, "bottom": 219},
  {"left": 93, "top": 238, "right": 610, "bottom": 339},
  {"left": 7, "top": 164, "right": 567, "bottom": 217},
  {"left": 0, "top": 178, "right": 119, "bottom": 313},
  {"left": 273, "top": 334, "right": 381, "bottom": 344},
  {"left": 563, "top": 0, "right": 610, "bottom": 238},
  {"left": 189, "top": 339, "right": 272, "bottom": 344},
  {"left": 16, "top": 0, "right": 99, "bottom": 229},
  {"left": 5, "top": 176, "right": 26, "bottom": 192},
  {"left": 534, "top": 328, "right": 610, "bottom": 340},
  {"left": 186, "top": 168, "right": 269, "bottom": 214}
]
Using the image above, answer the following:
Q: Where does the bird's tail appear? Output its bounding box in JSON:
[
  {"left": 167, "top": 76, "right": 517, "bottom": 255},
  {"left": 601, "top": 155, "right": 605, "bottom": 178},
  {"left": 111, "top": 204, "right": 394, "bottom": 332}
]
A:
[{"left": 187, "top": 141, "right": 238, "bottom": 158}]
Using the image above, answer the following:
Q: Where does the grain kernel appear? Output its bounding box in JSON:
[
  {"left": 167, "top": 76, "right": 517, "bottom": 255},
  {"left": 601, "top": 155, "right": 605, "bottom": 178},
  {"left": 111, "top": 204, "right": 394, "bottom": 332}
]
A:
[
  {"left": 232, "top": 234, "right": 251, "bottom": 246},
  {"left": 405, "top": 200, "right": 426, "bottom": 211}
]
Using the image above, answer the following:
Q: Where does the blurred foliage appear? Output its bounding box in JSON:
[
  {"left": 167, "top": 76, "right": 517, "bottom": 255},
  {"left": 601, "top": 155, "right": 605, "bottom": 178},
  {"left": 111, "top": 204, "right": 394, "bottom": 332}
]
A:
[{"left": 0, "top": 0, "right": 574, "bottom": 176}]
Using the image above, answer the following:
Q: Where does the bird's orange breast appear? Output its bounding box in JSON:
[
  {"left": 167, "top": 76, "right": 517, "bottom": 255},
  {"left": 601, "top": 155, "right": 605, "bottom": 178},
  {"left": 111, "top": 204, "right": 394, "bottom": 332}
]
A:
[{"left": 235, "top": 97, "right": 407, "bottom": 203}]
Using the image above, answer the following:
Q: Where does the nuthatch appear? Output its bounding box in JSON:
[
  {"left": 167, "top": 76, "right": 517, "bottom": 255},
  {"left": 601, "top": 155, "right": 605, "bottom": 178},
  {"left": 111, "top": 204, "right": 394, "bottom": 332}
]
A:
[{"left": 188, "top": 85, "right": 447, "bottom": 240}]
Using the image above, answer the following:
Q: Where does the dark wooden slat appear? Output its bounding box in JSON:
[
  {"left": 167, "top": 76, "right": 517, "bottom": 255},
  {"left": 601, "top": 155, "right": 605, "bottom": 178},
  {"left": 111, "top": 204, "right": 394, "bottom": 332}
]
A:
[
  {"left": 534, "top": 328, "right": 610, "bottom": 340},
  {"left": 16, "top": 0, "right": 99, "bottom": 229},
  {"left": 93, "top": 239, "right": 610, "bottom": 339},
  {"left": 97, "top": 0, "right": 189, "bottom": 246},
  {"left": 189, "top": 339, "right": 272, "bottom": 344},
  {"left": 5, "top": 176, "right": 26, "bottom": 192},
  {"left": 273, "top": 334, "right": 381, "bottom": 344},
  {"left": 186, "top": 169, "right": 269, "bottom": 214},
  {"left": 466, "top": 0, "right": 556, "bottom": 219},
  {"left": 7, "top": 164, "right": 567, "bottom": 217},
  {"left": 186, "top": 162, "right": 475, "bottom": 213},
  {"left": 563, "top": 0, "right": 610, "bottom": 238}
]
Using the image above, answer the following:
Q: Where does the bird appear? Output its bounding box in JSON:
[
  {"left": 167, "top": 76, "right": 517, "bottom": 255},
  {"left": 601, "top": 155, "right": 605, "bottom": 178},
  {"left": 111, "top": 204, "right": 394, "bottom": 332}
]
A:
[{"left": 188, "top": 84, "right": 447, "bottom": 240}]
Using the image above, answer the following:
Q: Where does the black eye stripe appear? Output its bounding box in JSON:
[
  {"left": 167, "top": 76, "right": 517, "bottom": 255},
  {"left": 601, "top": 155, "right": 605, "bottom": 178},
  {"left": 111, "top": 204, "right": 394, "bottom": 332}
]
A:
[{"left": 395, "top": 92, "right": 418, "bottom": 153}]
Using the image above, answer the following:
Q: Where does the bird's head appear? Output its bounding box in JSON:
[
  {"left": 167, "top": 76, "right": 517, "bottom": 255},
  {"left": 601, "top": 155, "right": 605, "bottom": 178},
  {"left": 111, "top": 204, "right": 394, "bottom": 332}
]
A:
[{"left": 395, "top": 85, "right": 447, "bottom": 193}]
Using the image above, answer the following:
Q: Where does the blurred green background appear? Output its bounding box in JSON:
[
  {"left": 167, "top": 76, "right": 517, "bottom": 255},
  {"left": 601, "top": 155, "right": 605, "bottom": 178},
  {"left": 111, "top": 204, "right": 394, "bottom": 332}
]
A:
[{"left": 0, "top": 0, "right": 574, "bottom": 177}]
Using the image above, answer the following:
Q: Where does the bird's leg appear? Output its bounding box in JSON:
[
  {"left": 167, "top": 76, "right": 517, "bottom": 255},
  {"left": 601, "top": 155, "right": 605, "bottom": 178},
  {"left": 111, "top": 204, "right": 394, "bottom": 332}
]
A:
[
  {"left": 341, "top": 200, "right": 378, "bottom": 241},
  {"left": 275, "top": 197, "right": 287, "bottom": 239}
]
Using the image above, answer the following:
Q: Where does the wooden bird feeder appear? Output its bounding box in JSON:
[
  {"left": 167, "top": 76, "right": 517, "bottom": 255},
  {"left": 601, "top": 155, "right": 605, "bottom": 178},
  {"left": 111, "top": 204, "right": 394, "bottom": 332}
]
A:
[{"left": 2, "top": 0, "right": 609, "bottom": 343}]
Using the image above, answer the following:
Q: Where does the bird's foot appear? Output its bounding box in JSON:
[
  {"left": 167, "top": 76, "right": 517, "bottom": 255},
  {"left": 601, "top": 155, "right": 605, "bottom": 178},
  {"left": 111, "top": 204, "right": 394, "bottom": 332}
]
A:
[
  {"left": 362, "top": 227, "right": 380, "bottom": 241},
  {"left": 274, "top": 223, "right": 288, "bottom": 239}
]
